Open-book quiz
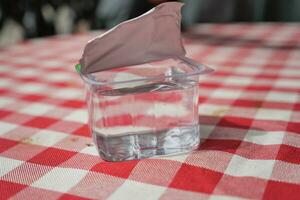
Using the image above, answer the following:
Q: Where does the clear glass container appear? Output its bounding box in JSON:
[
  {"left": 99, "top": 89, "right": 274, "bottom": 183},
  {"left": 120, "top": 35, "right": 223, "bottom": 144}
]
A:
[{"left": 80, "top": 57, "right": 213, "bottom": 161}]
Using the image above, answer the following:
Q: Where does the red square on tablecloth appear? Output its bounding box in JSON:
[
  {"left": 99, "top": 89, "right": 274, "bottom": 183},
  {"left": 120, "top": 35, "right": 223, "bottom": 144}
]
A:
[
  {"left": 276, "top": 144, "right": 300, "bottom": 164},
  {"left": 0, "top": 180, "right": 27, "bottom": 199},
  {"left": 169, "top": 163, "right": 223, "bottom": 193},
  {"left": 72, "top": 125, "right": 90, "bottom": 137},
  {"left": 263, "top": 180, "right": 300, "bottom": 200},
  {"left": 0, "top": 110, "right": 12, "bottom": 119},
  {"left": 90, "top": 160, "right": 139, "bottom": 178},
  {"left": 199, "top": 139, "right": 241, "bottom": 154},
  {"left": 0, "top": 138, "right": 18, "bottom": 153},
  {"left": 218, "top": 116, "right": 253, "bottom": 129},
  {"left": 61, "top": 100, "right": 85, "bottom": 108},
  {"left": 21, "top": 94, "right": 45, "bottom": 102},
  {"left": 287, "top": 122, "right": 300, "bottom": 134},
  {"left": 28, "top": 147, "right": 77, "bottom": 166},
  {"left": 24, "top": 116, "right": 58, "bottom": 129}
]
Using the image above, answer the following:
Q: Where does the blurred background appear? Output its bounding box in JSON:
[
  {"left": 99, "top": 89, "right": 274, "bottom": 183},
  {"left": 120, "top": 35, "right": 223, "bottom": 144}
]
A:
[{"left": 0, "top": 0, "right": 300, "bottom": 47}]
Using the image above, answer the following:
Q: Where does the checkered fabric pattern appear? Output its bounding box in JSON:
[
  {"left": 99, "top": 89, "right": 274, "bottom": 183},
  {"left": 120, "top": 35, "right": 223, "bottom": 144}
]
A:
[{"left": 0, "top": 24, "right": 300, "bottom": 200}]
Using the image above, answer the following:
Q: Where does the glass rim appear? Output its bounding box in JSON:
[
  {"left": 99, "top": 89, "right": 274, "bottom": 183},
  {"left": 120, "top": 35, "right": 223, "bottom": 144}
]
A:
[{"left": 79, "top": 56, "right": 214, "bottom": 86}]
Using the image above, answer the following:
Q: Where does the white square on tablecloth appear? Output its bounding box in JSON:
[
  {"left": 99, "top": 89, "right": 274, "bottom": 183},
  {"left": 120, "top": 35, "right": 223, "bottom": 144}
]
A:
[
  {"left": 198, "top": 104, "right": 230, "bottom": 117},
  {"left": 202, "top": 76, "right": 224, "bottom": 84},
  {"left": 32, "top": 167, "right": 88, "bottom": 192},
  {"left": 243, "top": 56, "right": 269, "bottom": 66},
  {"left": 255, "top": 108, "right": 292, "bottom": 121},
  {"left": 107, "top": 180, "right": 166, "bottom": 200},
  {"left": 50, "top": 88, "right": 83, "bottom": 99},
  {"left": 271, "top": 161, "right": 300, "bottom": 184},
  {"left": 282, "top": 68, "right": 300, "bottom": 76},
  {"left": 45, "top": 72, "right": 74, "bottom": 82},
  {"left": 224, "top": 77, "right": 253, "bottom": 86},
  {"left": 14, "top": 68, "right": 39, "bottom": 77},
  {"left": 235, "top": 66, "right": 261, "bottom": 75},
  {"left": 275, "top": 79, "right": 300, "bottom": 89},
  {"left": 205, "top": 47, "right": 236, "bottom": 63},
  {"left": 25, "top": 130, "right": 68, "bottom": 147},
  {"left": 0, "top": 79, "right": 13, "bottom": 88},
  {"left": 265, "top": 91, "right": 298, "bottom": 103},
  {"left": 64, "top": 109, "right": 88, "bottom": 123},
  {"left": 198, "top": 125, "right": 215, "bottom": 139},
  {"left": 244, "top": 130, "right": 285, "bottom": 145},
  {"left": 0, "top": 156, "right": 23, "bottom": 176},
  {"left": 211, "top": 89, "right": 242, "bottom": 99},
  {"left": 19, "top": 103, "right": 54, "bottom": 116},
  {"left": 16, "top": 83, "right": 46, "bottom": 93},
  {"left": 0, "top": 97, "right": 15, "bottom": 107},
  {"left": 225, "top": 155, "right": 275, "bottom": 179},
  {"left": 40, "top": 60, "right": 65, "bottom": 68},
  {"left": 0, "top": 64, "right": 11, "bottom": 72},
  {"left": 80, "top": 145, "right": 99, "bottom": 156},
  {"left": 0, "top": 122, "right": 18, "bottom": 135},
  {"left": 34, "top": 51, "right": 53, "bottom": 58},
  {"left": 12, "top": 57, "right": 35, "bottom": 64}
]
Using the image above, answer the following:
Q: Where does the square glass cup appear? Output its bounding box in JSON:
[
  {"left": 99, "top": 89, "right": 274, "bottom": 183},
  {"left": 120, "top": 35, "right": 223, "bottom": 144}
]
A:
[{"left": 80, "top": 57, "right": 212, "bottom": 161}]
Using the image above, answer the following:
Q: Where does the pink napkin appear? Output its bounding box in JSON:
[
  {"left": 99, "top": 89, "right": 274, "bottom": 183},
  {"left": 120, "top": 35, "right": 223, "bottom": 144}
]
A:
[{"left": 79, "top": 2, "right": 186, "bottom": 75}]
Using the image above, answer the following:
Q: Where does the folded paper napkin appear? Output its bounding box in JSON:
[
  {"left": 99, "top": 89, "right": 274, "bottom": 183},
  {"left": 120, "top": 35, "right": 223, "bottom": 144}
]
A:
[{"left": 77, "top": 2, "right": 187, "bottom": 75}]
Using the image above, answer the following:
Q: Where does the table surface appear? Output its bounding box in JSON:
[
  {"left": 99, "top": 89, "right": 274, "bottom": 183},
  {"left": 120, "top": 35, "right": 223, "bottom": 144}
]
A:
[{"left": 0, "top": 23, "right": 300, "bottom": 200}]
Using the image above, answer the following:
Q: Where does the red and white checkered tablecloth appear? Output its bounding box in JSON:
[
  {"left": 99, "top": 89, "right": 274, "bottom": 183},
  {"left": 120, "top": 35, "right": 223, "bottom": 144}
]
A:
[{"left": 0, "top": 23, "right": 300, "bottom": 200}]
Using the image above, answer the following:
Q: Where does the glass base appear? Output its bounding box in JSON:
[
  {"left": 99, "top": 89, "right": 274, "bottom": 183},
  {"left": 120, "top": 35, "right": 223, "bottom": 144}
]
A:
[{"left": 93, "top": 125, "right": 200, "bottom": 162}]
